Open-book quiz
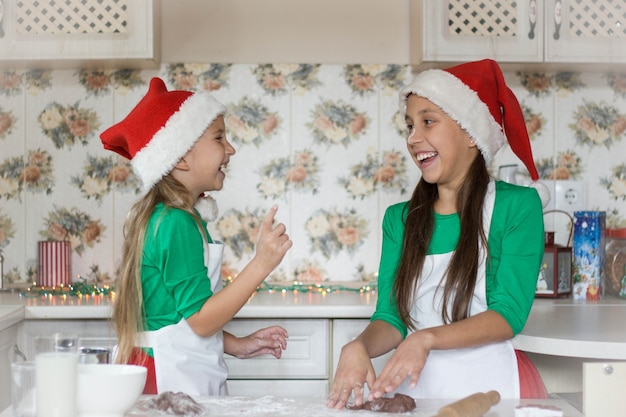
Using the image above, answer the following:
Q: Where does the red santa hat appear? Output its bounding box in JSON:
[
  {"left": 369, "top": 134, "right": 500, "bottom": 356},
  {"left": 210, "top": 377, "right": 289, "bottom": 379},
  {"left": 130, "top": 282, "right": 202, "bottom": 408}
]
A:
[
  {"left": 399, "top": 59, "right": 549, "bottom": 206},
  {"left": 100, "top": 77, "right": 226, "bottom": 220},
  {"left": 100, "top": 77, "right": 226, "bottom": 191}
]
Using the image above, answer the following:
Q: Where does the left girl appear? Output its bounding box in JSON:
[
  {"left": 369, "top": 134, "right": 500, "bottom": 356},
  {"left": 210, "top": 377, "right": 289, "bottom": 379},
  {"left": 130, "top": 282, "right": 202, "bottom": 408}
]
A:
[{"left": 100, "top": 77, "right": 292, "bottom": 396}]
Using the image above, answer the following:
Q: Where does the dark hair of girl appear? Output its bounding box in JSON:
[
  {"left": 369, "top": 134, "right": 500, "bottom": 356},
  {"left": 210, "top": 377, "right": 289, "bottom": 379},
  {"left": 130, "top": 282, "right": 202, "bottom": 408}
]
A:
[{"left": 393, "top": 154, "right": 490, "bottom": 330}]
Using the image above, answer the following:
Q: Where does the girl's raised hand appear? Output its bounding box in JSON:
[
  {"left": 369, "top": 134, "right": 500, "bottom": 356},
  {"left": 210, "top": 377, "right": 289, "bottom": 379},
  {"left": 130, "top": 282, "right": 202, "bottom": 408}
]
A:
[{"left": 255, "top": 205, "right": 292, "bottom": 272}]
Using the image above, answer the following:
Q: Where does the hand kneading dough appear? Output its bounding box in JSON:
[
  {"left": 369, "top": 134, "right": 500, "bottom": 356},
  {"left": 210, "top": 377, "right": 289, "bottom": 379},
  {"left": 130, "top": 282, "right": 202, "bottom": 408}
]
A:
[{"left": 347, "top": 393, "right": 417, "bottom": 413}]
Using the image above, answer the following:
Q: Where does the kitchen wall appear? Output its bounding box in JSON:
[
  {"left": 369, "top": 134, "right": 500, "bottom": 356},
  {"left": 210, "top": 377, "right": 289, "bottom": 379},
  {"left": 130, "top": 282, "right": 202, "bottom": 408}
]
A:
[
  {"left": 0, "top": 0, "right": 625, "bottom": 287},
  {"left": 0, "top": 64, "right": 624, "bottom": 288}
]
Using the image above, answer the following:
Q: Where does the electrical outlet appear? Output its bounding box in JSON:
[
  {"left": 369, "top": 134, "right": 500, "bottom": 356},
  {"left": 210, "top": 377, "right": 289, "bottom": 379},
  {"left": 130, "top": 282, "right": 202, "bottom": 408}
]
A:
[
  {"left": 540, "top": 180, "right": 586, "bottom": 247},
  {"left": 554, "top": 180, "right": 587, "bottom": 213}
]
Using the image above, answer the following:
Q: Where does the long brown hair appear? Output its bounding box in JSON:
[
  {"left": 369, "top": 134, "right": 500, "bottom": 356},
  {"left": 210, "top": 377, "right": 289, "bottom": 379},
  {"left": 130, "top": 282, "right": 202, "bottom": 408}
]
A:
[
  {"left": 393, "top": 154, "right": 490, "bottom": 331},
  {"left": 113, "top": 174, "right": 205, "bottom": 364}
]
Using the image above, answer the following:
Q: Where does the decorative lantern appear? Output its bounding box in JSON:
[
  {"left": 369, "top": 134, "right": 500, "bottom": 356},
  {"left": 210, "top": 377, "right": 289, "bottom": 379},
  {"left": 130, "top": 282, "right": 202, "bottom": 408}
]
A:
[{"left": 535, "top": 211, "right": 573, "bottom": 298}]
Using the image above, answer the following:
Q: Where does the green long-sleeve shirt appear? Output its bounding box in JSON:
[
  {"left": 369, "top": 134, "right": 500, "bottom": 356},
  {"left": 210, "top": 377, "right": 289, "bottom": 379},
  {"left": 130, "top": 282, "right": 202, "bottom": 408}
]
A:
[
  {"left": 141, "top": 203, "right": 214, "bottom": 330},
  {"left": 371, "top": 181, "right": 544, "bottom": 338}
]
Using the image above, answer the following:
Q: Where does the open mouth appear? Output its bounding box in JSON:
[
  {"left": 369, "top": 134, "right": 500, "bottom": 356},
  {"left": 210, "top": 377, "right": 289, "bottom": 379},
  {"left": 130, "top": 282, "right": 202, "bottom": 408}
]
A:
[{"left": 417, "top": 151, "right": 438, "bottom": 164}]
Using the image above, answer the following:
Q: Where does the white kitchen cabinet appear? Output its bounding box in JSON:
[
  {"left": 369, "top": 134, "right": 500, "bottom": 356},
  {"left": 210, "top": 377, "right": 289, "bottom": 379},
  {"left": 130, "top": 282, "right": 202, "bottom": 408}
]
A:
[
  {"left": 226, "top": 380, "right": 329, "bottom": 399},
  {"left": 545, "top": 0, "right": 626, "bottom": 63},
  {"left": 421, "top": 0, "right": 543, "bottom": 62},
  {"left": 420, "top": 0, "right": 626, "bottom": 64},
  {"left": 0, "top": 323, "right": 18, "bottom": 412},
  {"left": 224, "top": 319, "right": 330, "bottom": 398},
  {"left": 0, "top": 0, "right": 160, "bottom": 68},
  {"left": 16, "top": 319, "right": 117, "bottom": 361}
]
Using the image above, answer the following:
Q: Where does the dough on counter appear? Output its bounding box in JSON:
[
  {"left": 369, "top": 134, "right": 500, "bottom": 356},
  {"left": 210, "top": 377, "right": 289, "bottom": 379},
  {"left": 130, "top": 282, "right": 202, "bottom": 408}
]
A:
[
  {"left": 347, "top": 393, "right": 417, "bottom": 413},
  {"left": 148, "top": 391, "right": 205, "bottom": 416}
]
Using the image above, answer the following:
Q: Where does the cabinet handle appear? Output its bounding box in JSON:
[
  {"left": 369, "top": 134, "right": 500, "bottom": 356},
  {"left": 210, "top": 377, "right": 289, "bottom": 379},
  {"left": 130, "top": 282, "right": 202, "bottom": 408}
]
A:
[
  {"left": 528, "top": 0, "right": 538, "bottom": 40},
  {"left": 553, "top": 0, "right": 563, "bottom": 40},
  {"left": 13, "top": 344, "right": 28, "bottom": 362}
]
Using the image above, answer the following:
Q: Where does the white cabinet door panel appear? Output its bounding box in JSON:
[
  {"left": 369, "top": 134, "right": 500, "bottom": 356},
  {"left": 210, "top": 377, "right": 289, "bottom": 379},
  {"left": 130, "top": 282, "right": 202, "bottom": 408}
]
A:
[
  {"left": 224, "top": 319, "right": 329, "bottom": 379},
  {"left": 226, "top": 380, "right": 328, "bottom": 399},
  {"left": 422, "top": 0, "right": 543, "bottom": 62},
  {"left": 545, "top": 0, "right": 626, "bottom": 63},
  {"left": 0, "top": 0, "right": 159, "bottom": 66}
]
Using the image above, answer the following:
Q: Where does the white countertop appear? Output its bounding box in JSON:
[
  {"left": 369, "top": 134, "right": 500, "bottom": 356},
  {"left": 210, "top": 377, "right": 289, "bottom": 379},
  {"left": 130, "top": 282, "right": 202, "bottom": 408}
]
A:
[
  {"left": 0, "top": 289, "right": 376, "bottom": 320},
  {"left": 1, "top": 289, "right": 625, "bottom": 360},
  {"left": 513, "top": 299, "right": 626, "bottom": 359},
  {"left": 0, "top": 304, "right": 23, "bottom": 330},
  {"left": 0, "top": 395, "right": 586, "bottom": 417}
]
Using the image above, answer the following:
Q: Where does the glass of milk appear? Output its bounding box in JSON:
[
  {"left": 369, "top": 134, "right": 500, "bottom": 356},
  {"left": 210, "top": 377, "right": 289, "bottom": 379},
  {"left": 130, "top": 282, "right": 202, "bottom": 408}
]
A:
[{"left": 34, "top": 333, "right": 79, "bottom": 417}]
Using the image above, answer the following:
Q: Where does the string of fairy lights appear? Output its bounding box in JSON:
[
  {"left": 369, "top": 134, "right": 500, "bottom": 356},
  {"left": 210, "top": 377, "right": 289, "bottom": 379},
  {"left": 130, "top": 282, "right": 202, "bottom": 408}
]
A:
[
  {"left": 20, "top": 276, "right": 377, "bottom": 298},
  {"left": 20, "top": 277, "right": 115, "bottom": 298}
]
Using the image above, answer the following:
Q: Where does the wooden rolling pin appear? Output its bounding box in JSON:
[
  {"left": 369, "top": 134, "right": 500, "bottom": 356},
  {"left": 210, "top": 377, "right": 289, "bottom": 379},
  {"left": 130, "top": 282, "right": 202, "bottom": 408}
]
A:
[{"left": 433, "top": 390, "right": 501, "bottom": 417}]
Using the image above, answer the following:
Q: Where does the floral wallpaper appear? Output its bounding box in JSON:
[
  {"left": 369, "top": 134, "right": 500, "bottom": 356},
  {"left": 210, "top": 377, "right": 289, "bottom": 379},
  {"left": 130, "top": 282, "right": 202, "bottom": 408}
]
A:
[{"left": 0, "top": 64, "right": 625, "bottom": 288}]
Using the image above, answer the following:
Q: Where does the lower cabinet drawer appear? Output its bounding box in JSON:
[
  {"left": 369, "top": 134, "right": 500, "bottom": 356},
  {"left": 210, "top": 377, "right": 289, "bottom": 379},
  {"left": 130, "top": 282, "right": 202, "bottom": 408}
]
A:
[
  {"left": 226, "top": 379, "right": 328, "bottom": 398},
  {"left": 17, "top": 320, "right": 117, "bottom": 361},
  {"left": 224, "top": 319, "right": 329, "bottom": 379}
]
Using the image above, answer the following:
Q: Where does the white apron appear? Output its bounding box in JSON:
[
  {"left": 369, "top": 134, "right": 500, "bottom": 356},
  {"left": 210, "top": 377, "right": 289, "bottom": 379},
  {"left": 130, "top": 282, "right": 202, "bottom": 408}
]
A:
[
  {"left": 137, "top": 238, "right": 229, "bottom": 396},
  {"left": 394, "top": 181, "right": 520, "bottom": 399}
]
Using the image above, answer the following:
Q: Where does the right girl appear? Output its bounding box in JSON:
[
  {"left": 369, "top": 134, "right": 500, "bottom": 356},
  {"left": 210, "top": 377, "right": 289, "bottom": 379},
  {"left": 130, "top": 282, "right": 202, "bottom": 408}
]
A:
[{"left": 328, "top": 59, "right": 549, "bottom": 409}]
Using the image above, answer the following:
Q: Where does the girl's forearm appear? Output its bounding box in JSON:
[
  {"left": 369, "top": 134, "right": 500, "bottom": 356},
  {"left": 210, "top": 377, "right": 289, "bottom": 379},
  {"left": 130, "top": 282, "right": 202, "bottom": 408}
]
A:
[
  {"left": 353, "top": 320, "right": 404, "bottom": 358},
  {"left": 417, "top": 310, "right": 513, "bottom": 351},
  {"left": 186, "top": 256, "right": 272, "bottom": 337},
  {"left": 222, "top": 331, "right": 236, "bottom": 355}
]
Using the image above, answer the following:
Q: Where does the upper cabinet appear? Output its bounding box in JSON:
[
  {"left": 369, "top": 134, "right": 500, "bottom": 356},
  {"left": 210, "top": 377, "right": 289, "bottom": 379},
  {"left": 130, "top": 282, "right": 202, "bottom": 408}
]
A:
[
  {"left": 421, "top": 0, "right": 542, "bottom": 62},
  {"left": 545, "top": 0, "right": 626, "bottom": 63},
  {"left": 419, "top": 0, "right": 626, "bottom": 65},
  {"left": 0, "top": 0, "right": 160, "bottom": 68}
]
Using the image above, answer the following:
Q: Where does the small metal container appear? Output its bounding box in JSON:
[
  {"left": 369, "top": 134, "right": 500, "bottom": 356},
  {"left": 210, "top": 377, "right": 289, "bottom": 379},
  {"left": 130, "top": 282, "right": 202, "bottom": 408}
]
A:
[{"left": 79, "top": 347, "right": 111, "bottom": 364}]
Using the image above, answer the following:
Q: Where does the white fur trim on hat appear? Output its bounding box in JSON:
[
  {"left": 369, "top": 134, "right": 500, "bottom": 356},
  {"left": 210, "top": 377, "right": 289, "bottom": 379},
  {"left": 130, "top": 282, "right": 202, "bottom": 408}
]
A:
[
  {"left": 399, "top": 69, "right": 506, "bottom": 164},
  {"left": 132, "top": 91, "right": 226, "bottom": 192}
]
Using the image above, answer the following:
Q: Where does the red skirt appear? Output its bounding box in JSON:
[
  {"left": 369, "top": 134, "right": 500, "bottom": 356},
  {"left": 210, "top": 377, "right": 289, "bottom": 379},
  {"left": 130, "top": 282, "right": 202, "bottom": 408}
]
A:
[
  {"left": 516, "top": 350, "right": 548, "bottom": 399},
  {"left": 128, "top": 347, "right": 158, "bottom": 395}
]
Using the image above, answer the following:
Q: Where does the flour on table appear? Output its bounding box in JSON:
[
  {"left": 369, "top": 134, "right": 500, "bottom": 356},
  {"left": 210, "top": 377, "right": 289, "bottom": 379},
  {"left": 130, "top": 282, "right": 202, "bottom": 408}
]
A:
[{"left": 127, "top": 395, "right": 433, "bottom": 417}]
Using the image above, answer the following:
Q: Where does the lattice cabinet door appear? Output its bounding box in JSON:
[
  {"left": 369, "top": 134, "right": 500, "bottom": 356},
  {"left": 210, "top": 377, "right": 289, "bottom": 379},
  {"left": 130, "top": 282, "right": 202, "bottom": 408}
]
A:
[
  {"left": 0, "top": 0, "right": 159, "bottom": 66},
  {"left": 545, "top": 0, "right": 626, "bottom": 63},
  {"left": 422, "top": 0, "right": 543, "bottom": 62}
]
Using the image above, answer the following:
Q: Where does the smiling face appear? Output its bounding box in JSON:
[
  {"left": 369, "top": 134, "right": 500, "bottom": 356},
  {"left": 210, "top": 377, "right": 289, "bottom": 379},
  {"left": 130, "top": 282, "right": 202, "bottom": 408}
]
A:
[
  {"left": 404, "top": 94, "right": 479, "bottom": 192},
  {"left": 172, "top": 116, "right": 236, "bottom": 196}
]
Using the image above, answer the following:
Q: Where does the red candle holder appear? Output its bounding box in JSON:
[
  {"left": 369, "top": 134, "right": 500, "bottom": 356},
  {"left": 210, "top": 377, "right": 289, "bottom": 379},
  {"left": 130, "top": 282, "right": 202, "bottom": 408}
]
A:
[{"left": 37, "top": 241, "right": 72, "bottom": 288}]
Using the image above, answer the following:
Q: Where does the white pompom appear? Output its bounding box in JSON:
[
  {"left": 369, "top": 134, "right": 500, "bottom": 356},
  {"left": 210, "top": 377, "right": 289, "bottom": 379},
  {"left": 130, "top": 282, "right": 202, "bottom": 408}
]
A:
[
  {"left": 530, "top": 181, "right": 550, "bottom": 208},
  {"left": 194, "top": 193, "right": 219, "bottom": 222}
]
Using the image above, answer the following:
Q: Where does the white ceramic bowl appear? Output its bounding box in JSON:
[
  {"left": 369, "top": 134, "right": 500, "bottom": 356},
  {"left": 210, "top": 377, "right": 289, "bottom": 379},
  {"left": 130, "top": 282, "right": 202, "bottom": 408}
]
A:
[{"left": 76, "top": 364, "right": 147, "bottom": 417}]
